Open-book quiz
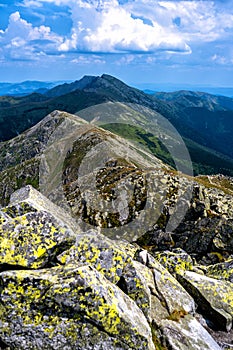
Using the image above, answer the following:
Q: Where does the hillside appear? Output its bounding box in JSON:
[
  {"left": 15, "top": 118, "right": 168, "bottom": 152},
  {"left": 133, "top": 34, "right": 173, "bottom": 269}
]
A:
[
  {"left": 154, "top": 90, "right": 233, "bottom": 159},
  {"left": 1, "top": 74, "right": 233, "bottom": 176},
  {"left": 1, "top": 109, "right": 233, "bottom": 349}
]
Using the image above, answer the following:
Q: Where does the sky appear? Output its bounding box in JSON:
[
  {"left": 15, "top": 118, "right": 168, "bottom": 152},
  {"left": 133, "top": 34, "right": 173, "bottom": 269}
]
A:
[{"left": 0, "top": 0, "right": 233, "bottom": 87}]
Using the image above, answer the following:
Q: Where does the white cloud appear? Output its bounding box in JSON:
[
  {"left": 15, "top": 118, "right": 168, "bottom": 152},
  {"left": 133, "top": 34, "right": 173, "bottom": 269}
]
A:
[
  {"left": 0, "top": 11, "right": 63, "bottom": 60},
  {"left": 71, "top": 55, "right": 106, "bottom": 64},
  {"left": 211, "top": 53, "right": 233, "bottom": 65},
  {"left": 116, "top": 55, "right": 136, "bottom": 65},
  {"left": 20, "top": 0, "right": 43, "bottom": 7},
  {"left": 57, "top": 0, "right": 191, "bottom": 53},
  {"left": 21, "top": 0, "right": 191, "bottom": 54},
  {"left": 156, "top": 1, "right": 233, "bottom": 42},
  {"left": 34, "top": 0, "right": 232, "bottom": 56},
  {"left": 2, "top": 0, "right": 233, "bottom": 65}
]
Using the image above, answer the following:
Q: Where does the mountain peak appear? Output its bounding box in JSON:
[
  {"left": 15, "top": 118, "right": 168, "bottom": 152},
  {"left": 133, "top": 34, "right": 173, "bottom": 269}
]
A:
[{"left": 45, "top": 75, "right": 97, "bottom": 97}]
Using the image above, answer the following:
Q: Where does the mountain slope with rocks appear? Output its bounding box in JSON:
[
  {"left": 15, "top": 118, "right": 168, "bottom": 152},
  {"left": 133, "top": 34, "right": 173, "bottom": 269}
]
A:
[{"left": 0, "top": 109, "right": 233, "bottom": 349}]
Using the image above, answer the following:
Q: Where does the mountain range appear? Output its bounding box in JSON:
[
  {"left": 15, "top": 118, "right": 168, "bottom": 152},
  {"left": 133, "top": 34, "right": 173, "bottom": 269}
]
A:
[
  {"left": 138, "top": 83, "right": 233, "bottom": 98},
  {"left": 1, "top": 74, "right": 233, "bottom": 176},
  {"left": 0, "top": 80, "right": 69, "bottom": 96}
]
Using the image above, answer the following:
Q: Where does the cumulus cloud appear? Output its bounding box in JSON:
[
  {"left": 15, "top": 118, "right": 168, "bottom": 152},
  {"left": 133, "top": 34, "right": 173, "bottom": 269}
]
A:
[
  {"left": 19, "top": 0, "right": 232, "bottom": 58},
  {"left": 19, "top": 0, "right": 191, "bottom": 54},
  {"left": 2, "top": 0, "right": 233, "bottom": 65},
  {"left": 58, "top": 0, "right": 191, "bottom": 53},
  {"left": 0, "top": 11, "right": 63, "bottom": 60},
  {"left": 156, "top": 1, "right": 233, "bottom": 42}
]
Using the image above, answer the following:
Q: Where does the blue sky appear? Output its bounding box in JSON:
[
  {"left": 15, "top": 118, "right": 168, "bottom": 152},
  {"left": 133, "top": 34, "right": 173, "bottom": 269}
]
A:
[{"left": 0, "top": 0, "right": 232, "bottom": 86}]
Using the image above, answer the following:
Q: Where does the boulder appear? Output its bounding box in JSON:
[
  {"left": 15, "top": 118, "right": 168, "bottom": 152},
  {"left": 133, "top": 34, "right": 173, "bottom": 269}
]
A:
[
  {"left": 0, "top": 186, "right": 77, "bottom": 269},
  {"left": 158, "top": 315, "right": 221, "bottom": 350},
  {"left": 152, "top": 248, "right": 194, "bottom": 275},
  {"left": 137, "top": 253, "right": 221, "bottom": 350},
  {"left": 177, "top": 271, "right": 233, "bottom": 331},
  {"left": 0, "top": 264, "right": 155, "bottom": 350},
  {"left": 0, "top": 211, "right": 75, "bottom": 269},
  {"left": 120, "top": 260, "right": 153, "bottom": 321},
  {"left": 147, "top": 253, "right": 196, "bottom": 315},
  {"left": 57, "top": 232, "right": 134, "bottom": 284},
  {"left": 206, "top": 258, "right": 233, "bottom": 282},
  {"left": 9, "top": 185, "right": 78, "bottom": 232},
  {"left": 58, "top": 233, "right": 152, "bottom": 321}
]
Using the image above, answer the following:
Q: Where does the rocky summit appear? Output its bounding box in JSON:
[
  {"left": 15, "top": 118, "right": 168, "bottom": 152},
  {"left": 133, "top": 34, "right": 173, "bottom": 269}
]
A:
[{"left": 0, "top": 110, "right": 233, "bottom": 349}]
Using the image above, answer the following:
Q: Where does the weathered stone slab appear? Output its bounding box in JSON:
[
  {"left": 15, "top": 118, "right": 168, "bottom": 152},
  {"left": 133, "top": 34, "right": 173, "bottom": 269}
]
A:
[
  {"left": 206, "top": 258, "right": 233, "bottom": 282},
  {"left": 9, "top": 185, "right": 78, "bottom": 232},
  {"left": 178, "top": 271, "right": 233, "bottom": 331},
  {"left": 0, "top": 186, "right": 78, "bottom": 269},
  {"left": 159, "top": 315, "right": 221, "bottom": 350},
  {"left": 148, "top": 253, "right": 196, "bottom": 315},
  {"left": 0, "top": 263, "right": 155, "bottom": 350},
  {"left": 0, "top": 210, "right": 75, "bottom": 269}
]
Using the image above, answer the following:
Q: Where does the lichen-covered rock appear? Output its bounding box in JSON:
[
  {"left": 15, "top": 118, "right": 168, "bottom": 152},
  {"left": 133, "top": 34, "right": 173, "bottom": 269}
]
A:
[
  {"left": 120, "top": 260, "right": 153, "bottom": 321},
  {"left": 213, "top": 220, "right": 233, "bottom": 251},
  {"left": 177, "top": 271, "right": 233, "bottom": 331},
  {"left": 152, "top": 248, "right": 194, "bottom": 275},
  {"left": 147, "top": 253, "right": 196, "bottom": 315},
  {"left": 158, "top": 315, "right": 221, "bottom": 350},
  {"left": 0, "top": 263, "right": 155, "bottom": 350},
  {"left": 0, "top": 209, "right": 10, "bottom": 225},
  {"left": 57, "top": 232, "right": 133, "bottom": 284},
  {"left": 58, "top": 233, "right": 153, "bottom": 321},
  {"left": 0, "top": 186, "right": 77, "bottom": 269},
  {"left": 2, "top": 201, "right": 37, "bottom": 218},
  {"left": 0, "top": 210, "right": 75, "bottom": 269},
  {"left": 137, "top": 253, "right": 222, "bottom": 350},
  {"left": 9, "top": 185, "right": 79, "bottom": 233},
  {"left": 154, "top": 182, "right": 233, "bottom": 264},
  {"left": 206, "top": 258, "right": 233, "bottom": 282}
]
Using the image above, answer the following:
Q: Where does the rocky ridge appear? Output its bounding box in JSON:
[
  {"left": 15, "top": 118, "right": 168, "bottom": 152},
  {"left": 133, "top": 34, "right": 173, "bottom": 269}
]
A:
[{"left": 0, "top": 110, "right": 233, "bottom": 349}]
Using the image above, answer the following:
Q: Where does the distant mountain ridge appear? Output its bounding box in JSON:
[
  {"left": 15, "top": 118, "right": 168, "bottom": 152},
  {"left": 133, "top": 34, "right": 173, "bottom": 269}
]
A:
[
  {"left": 139, "top": 84, "right": 233, "bottom": 98},
  {"left": 154, "top": 90, "right": 233, "bottom": 111},
  {"left": 1, "top": 74, "right": 233, "bottom": 176},
  {"left": 0, "top": 80, "right": 69, "bottom": 96},
  {"left": 44, "top": 76, "right": 97, "bottom": 97}
]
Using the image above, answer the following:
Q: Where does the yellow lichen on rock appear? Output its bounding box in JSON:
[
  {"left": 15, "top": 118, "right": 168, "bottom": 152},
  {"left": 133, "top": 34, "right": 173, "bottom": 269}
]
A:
[
  {"left": 57, "top": 232, "right": 133, "bottom": 284},
  {"left": 206, "top": 258, "right": 233, "bottom": 282},
  {"left": 0, "top": 263, "right": 155, "bottom": 350},
  {"left": 0, "top": 210, "right": 75, "bottom": 269},
  {"left": 178, "top": 270, "right": 233, "bottom": 331},
  {"left": 153, "top": 249, "right": 194, "bottom": 275}
]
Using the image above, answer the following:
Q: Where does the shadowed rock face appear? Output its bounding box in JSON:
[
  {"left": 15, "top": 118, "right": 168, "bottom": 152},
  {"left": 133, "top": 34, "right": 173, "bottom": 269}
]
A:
[{"left": 0, "top": 110, "right": 233, "bottom": 349}]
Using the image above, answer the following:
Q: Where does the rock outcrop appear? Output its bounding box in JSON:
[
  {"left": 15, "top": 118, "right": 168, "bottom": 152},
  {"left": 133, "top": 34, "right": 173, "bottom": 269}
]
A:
[{"left": 0, "top": 186, "right": 231, "bottom": 349}]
